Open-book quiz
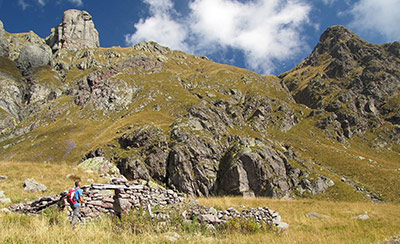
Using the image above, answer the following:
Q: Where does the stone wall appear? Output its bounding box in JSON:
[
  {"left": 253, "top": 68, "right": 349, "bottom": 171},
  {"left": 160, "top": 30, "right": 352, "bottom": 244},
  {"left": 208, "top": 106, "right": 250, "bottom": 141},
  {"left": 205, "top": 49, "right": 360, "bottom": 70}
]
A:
[
  {"left": 9, "top": 178, "right": 185, "bottom": 220},
  {"left": 8, "top": 178, "right": 288, "bottom": 231}
]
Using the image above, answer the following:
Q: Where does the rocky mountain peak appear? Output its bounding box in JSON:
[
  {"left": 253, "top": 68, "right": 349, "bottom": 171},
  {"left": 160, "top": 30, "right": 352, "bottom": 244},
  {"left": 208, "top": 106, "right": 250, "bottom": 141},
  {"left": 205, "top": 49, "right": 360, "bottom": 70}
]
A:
[
  {"left": 281, "top": 25, "right": 400, "bottom": 146},
  {"left": 46, "top": 9, "right": 99, "bottom": 52},
  {"left": 319, "top": 25, "right": 357, "bottom": 44},
  {"left": 133, "top": 41, "right": 171, "bottom": 54}
]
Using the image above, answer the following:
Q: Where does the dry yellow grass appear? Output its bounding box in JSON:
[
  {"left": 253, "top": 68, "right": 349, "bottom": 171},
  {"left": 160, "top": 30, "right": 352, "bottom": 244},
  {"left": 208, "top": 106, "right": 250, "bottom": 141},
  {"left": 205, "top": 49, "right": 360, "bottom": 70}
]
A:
[
  {"left": 1, "top": 197, "right": 399, "bottom": 243},
  {"left": 0, "top": 161, "right": 106, "bottom": 205},
  {"left": 1, "top": 161, "right": 400, "bottom": 243},
  {"left": 197, "top": 196, "right": 400, "bottom": 244}
]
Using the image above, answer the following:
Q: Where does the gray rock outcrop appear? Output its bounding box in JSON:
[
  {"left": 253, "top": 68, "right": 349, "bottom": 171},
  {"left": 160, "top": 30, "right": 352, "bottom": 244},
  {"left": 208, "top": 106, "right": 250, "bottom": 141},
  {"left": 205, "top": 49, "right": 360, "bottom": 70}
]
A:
[
  {"left": 0, "top": 20, "right": 9, "bottom": 57},
  {"left": 15, "top": 43, "right": 52, "bottom": 75},
  {"left": 133, "top": 41, "right": 171, "bottom": 54},
  {"left": 0, "top": 59, "right": 25, "bottom": 130},
  {"left": 0, "top": 191, "right": 11, "bottom": 204},
  {"left": 23, "top": 178, "right": 47, "bottom": 192},
  {"left": 46, "top": 9, "right": 100, "bottom": 52},
  {"left": 115, "top": 120, "right": 334, "bottom": 198}
]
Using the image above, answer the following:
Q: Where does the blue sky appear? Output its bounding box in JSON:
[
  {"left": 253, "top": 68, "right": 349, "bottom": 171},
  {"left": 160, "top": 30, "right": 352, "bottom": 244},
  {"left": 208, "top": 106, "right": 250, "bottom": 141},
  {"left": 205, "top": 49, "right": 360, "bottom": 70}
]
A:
[{"left": 0, "top": 0, "right": 399, "bottom": 75}]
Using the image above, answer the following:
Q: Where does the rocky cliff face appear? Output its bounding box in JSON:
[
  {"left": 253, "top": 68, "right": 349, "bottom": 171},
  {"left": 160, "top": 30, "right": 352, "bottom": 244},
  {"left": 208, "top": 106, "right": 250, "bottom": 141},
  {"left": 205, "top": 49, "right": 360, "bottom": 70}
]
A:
[
  {"left": 0, "top": 20, "right": 9, "bottom": 57},
  {"left": 0, "top": 12, "right": 399, "bottom": 202},
  {"left": 46, "top": 9, "right": 100, "bottom": 52},
  {"left": 281, "top": 26, "right": 400, "bottom": 146}
]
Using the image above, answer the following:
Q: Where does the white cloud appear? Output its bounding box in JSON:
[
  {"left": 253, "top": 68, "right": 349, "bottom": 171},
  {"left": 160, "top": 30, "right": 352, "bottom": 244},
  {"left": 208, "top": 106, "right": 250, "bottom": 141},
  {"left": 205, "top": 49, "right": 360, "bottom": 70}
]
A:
[
  {"left": 188, "top": 0, "right": 311, "bottom": 73},
  {"left": 18, "top": 0, "right": 29, "bottom": 10},
  {"left": 18, "top": 0, "right": 83, "bottom": 9},
  {"left": 68, "top": 0, "right": 83, "bottom": 6},
  {"left": 125, "top": 0, "right": 190, "bottom": 52},
  {"left": 321, "top": 0, "right": 335, "bottom": 5},
  {"left": 348, "top": 0, "right": 400, "bottom": 41},
  {"left": 126, "top": 0, "right": 311, "bottom": 74},
  {"left": 37, "top": 0, "right": 45, "bottom": 6}
]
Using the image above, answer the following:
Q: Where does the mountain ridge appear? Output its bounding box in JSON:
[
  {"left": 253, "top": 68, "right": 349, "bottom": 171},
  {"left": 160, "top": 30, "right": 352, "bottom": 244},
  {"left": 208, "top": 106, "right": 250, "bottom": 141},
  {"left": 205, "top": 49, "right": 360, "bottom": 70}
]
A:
[{"left": 0, "top": 10, "right": 399, "bottom": 202}]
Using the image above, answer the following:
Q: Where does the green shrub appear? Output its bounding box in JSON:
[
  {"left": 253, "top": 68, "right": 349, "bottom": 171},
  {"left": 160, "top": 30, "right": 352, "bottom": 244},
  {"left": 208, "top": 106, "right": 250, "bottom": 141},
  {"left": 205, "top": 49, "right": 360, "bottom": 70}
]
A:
[{"left": 218, "top": 217, "right": 271, "bottom": 234}]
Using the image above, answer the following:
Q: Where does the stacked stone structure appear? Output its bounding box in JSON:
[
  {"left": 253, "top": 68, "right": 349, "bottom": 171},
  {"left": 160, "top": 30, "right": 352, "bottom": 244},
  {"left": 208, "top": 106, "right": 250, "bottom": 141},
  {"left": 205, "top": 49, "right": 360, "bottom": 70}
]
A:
[{"left": 8, "top": 178, "right": 288, "bottom": 231}]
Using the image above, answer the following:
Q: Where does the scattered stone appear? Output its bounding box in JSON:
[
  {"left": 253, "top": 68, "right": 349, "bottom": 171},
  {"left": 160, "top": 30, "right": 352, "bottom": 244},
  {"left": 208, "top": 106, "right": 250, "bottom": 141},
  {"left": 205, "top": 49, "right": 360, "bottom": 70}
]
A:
[
  {"left": 306, "top": 212, "right": 329, "bottom": 219},
  {"left": 275, "top": 221, "right": 290, "bottom": 233},
  {"left": 0, "top": 191, "right": 5, "bottom": 198},
  {"left": 188, "top": 200, "right": 199, "bottom": 206},
  {"left": 1, "top": 208, "right": 11, "bottom": 213},
  {"left": 206, "top": 224, "right": 216, "bottom": 232},
  {"left": 23, "top": 179, "right": 47, "bottom": 192},
  {"left": 354, "top": 212, "right": 370, "bottom": 220},
  {"left": 0, "top": 198, "right": 11, "bottom": 204},
  {"left": 163, "top": 232, "right": 180, "bottom": 242},
  {"left": 66, "top": 174, "right": 75, "bottom": 179},
  {"left": 382, "top": 235, "right": 400, "bottom": 244},
  {"left": 0, "top": 175, "right": 7, "bottom": 180}
]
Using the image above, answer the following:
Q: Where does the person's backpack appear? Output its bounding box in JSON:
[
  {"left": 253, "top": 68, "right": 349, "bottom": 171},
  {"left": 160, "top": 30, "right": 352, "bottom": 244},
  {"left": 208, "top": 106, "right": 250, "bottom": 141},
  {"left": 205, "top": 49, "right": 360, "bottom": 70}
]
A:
[{"left": 66, "top": 188, "right": 77, "bottom": 205}]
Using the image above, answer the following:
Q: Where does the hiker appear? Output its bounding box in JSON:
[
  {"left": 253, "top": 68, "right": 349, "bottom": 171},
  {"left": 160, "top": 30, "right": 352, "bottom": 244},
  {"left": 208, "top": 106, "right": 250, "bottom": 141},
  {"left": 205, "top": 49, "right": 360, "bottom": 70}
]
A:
[{"left": 69, "top": 180, "right": 86, "bottom": 226}]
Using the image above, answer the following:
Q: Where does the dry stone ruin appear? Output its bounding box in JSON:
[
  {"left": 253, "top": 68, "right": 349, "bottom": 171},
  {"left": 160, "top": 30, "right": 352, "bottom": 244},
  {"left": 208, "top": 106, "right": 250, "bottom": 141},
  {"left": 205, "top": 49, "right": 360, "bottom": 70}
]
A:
[{"left": 8, "top": 178, "right": 289, "bottom": 232}]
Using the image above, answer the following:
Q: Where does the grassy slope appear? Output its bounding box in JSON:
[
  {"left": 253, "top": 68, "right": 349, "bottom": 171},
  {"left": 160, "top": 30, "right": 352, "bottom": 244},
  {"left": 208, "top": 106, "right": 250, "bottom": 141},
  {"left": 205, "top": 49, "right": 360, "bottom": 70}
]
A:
[
  {"left": 269, "top": 115, "right": 400, "bottom": 203},
  {"left": 0, "top": 161, "right": 106, "bottom": 204},
  {"left": 0, "top": 44, "right": 399, "bottom": 205}
]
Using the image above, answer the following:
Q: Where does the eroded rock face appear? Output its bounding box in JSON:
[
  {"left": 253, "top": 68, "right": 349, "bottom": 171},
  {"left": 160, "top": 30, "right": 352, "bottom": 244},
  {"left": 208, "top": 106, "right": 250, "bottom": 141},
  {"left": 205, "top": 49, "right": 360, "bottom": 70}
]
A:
[
  {"left": 15, "top": 43, "right": 52, "bottom": 75},
  {"left": 282, "top": 25, "right": 400, "bottom": 144},
  {"left": 74, "top": 68, "right": 138, "bottom": 111},
  {"left": 0, "top": 59, "right": 26, "bottom": 129},
  {"left": 214, "top": 143, "right": 303, "bottom": 198},
  {"left": 46, "top": 9, "right": 100, "bottom": 52},
  {"left": 0, "top": 20, "right": 9, "bottom": 57},
  {"left": 114, "top": 123, "right": 333, "bottom": 198}
]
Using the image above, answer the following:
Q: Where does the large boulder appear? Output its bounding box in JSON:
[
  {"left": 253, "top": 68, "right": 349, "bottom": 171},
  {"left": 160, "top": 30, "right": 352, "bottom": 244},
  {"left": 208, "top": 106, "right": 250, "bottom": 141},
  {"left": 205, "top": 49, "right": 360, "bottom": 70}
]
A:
[
  {"left": 214, "top": 144, "right": 300, "bottom": 198},
  {"left": 15, "top": 43, "right": 52, "bottom": 75},
  {"left": 0, "top": 20, "right": 9, "bottom": 57},
  {"left": 23, "top": 178, "right": 46, "bottom": 192},
  {"left": 46, "top": 9, "right": 100, "bottom": 52},
  {"left": 5, "top": 31, "right": 52, "bottom": 75}
]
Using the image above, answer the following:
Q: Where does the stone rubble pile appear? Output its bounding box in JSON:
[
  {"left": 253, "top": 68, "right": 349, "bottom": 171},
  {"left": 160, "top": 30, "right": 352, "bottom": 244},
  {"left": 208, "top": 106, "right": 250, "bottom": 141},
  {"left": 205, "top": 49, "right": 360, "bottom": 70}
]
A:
[
  {"left": 181, "top": 202, "right": 289, "bottom": 232},
  {"left": 7, "top": 178, "right": 288, "bottom": 232},
  {"left": 9, "top": 195, "right": 61, "bottom": 214}
]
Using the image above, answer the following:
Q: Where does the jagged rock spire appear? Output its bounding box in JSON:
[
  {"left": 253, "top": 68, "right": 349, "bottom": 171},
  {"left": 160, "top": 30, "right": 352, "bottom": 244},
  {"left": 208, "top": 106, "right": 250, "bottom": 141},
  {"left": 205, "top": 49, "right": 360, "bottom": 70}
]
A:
[
  {"left": 46, "top": 9, "right": 100, "bottom": 52},
  {"left": 0, "top": 20, "right": 9, "bottom": 57}
]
